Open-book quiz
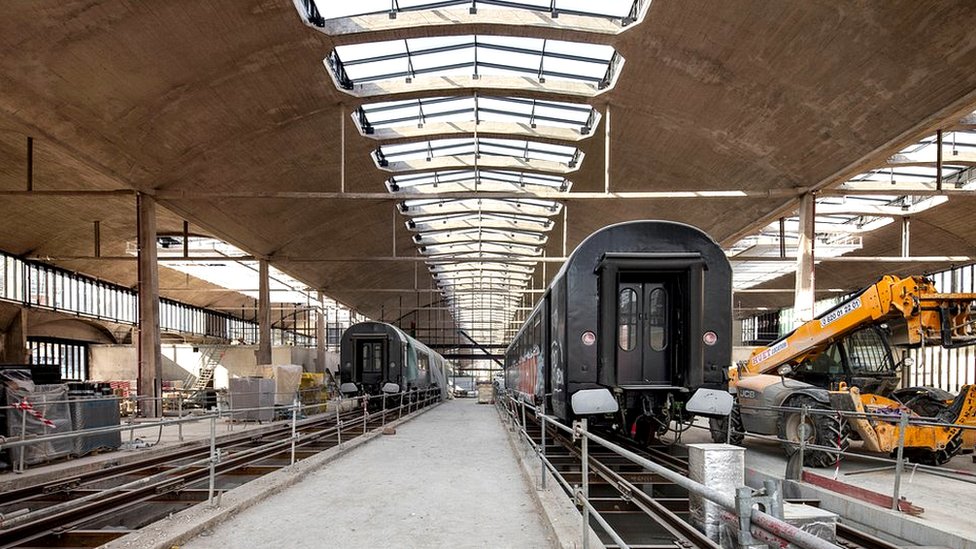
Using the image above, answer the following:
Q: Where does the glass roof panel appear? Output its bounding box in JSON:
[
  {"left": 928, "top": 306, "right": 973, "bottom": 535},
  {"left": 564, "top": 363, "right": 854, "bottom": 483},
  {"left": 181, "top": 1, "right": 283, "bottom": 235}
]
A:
[
  {"left": 356, "top": 95, "right": 598, "bottom": 134},
  {"left": 408, "top": 212, "right": 555, "bottom": 232},
  {"left": 376, "top": 137, "right": 580, "bottom": 166},
  {"left": 399, "top": 197, "right": 562, "bottom": 217},
  {"left": 415, "top": 227, "right": 548, "bottom": 246},
  {"left": 312, "top": 0, "right": 641, "bottom": 20},
  {"left": 328, "top": 35, "right": 619, "bottom": 89},
  {"left": 388, "top": 169, "right": 571, "bottom": 194}
]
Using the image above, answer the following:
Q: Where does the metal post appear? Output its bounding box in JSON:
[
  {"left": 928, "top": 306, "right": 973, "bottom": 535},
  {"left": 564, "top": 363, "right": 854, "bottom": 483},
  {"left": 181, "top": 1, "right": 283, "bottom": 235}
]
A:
[
  {"left": 399, "top": 393, "right": 404, "bottom": 420},
  {"left": 764, "top": 479, "right": 784, "bottom": 519},
  {"left": 382, "top": 393, "right": 387, "bottom": 427},
  {"left": 520, "top": 399, "right": 527, "bottom": 443},
  {"left": 177, "top": 392, "right": 184, "bottom": 442},
  {"left": 290, "top": 397, "right": 298, "bottom": 465},
  {"left": 17, "top": 407, "right": 27, "bottom": 473},
  {"left": 735, "top": 486, "right": 755, "bottom": 548},
  {"left": 892, "top": 411, "right": 909, "bottom": 511},
  {"left": 580, "top": 417, "right": 590, "bottom": 549},
  {"left": 798, "top": 405, "right": 808, "bottom": 468},
  {"left": 128, "top": 399, "right": 135, "bottom": 447},
  {"left": 362, "top": 396, "right": 368, "bottom": 434},
  {"left": 208, "top": 415, "right": 217, "bottom": 506},
  {"left": 336, "top": 402, "right": 343, "bottom": 447},
  {"left": 540, "top": 399, "right": 547, "bottom": 490}
]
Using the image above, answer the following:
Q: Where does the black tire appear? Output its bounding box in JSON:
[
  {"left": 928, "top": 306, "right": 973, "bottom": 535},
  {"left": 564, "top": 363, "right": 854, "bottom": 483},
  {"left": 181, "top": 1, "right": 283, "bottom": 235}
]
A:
[
  {"left": 904, "top": 432, "right": 964, "bottom": 466},
  {"left": 777, "top": 395, "right": 850, "bottom": 468},
  {"left": 708, "top": 401, "right": 744, "bottom": 445}
]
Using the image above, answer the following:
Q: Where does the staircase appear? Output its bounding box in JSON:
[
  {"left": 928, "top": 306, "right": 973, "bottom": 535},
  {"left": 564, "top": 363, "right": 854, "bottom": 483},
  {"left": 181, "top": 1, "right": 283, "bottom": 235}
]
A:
[{"left": 183, "top": 343, "right": 226, "bottom": 402}]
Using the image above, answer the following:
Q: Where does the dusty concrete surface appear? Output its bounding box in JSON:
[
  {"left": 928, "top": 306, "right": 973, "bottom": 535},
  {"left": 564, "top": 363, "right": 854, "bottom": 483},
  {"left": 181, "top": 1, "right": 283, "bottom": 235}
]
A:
[{"left": 182, "top": 399, "right": 554, "bottom": 549}]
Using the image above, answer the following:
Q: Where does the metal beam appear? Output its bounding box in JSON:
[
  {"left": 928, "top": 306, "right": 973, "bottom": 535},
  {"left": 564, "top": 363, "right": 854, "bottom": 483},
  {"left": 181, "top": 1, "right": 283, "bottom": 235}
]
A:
[{"left": 151, "top": 189, "right": 802, "bottom": 200}]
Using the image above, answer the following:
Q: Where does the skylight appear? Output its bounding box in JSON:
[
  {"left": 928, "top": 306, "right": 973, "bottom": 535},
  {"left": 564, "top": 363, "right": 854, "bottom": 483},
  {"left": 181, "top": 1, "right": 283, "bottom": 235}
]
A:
[
  {"left": 300, "top": 0, "right": 650, "bottom": 37},
  {"left": 398, "top": 197, "right": 563, "bottom": 217},
  {"left": 326, "top": 36, "right": 622, "bottom": 98},
  {"left": 310, "top": 0, "right": 644, "bottom": 20},
  {"left": 355, "top": 95, "right": 600, "bottom": 140},
  {"left": 727, "top": 123, "right": 976, "bottom": 291},
  {"left": 408, "top": 212, "right": 554, "bottom": 232},
  {"left": 388, "top": 169, "right": 571, "bottom": 194},
  {"left": 374, "top": 137, "right": 582, "bottom": 173}
]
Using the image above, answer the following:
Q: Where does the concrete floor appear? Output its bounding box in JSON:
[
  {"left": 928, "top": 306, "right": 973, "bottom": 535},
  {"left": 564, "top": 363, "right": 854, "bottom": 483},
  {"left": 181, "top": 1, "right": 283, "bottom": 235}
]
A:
[{"left": 183, "top": 399, "right": 555, "bottom": 549}]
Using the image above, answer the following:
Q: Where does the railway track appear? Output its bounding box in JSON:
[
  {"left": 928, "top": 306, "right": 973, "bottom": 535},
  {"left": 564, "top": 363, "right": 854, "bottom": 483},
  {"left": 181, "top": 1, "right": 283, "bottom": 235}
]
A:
[
  {"left": 507, "top": 402, "right": 904, "bottom": 549},
  {"left": 0, "top": 391, "right": 439, "bottom": 549}
]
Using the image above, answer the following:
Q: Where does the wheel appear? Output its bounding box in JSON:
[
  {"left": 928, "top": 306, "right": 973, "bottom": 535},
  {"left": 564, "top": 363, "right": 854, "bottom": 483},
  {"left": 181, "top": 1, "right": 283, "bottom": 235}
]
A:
[
  {"left": 777, "top": 395, "right": 850, "bottom": 468},
  {"left": 904, "top": 432, "right": 964, "bottom": 466},
  {"left": 708, "top": 400, "right": 744, "bottom": 445}
]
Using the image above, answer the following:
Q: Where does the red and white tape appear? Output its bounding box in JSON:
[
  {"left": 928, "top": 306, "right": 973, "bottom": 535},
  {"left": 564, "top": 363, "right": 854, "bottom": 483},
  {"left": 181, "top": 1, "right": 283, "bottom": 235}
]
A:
[{"left": 14, "top": 400, "right": 56, "bottom": 429}]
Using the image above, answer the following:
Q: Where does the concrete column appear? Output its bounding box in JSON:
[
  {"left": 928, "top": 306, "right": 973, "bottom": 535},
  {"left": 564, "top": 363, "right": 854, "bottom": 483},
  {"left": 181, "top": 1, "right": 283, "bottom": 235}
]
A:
[
  {"left": 256, "top": 259, "right": 272, "bottom": 365},
  {"left": 901, "top": 216, "right": 911, "bottom": 258},
  {"left": 315, "top": 290, "right": 326, "bottom": 373},
  {"left": 793, "top": 193, "right": 816, "bottom": 323},
  {"left": 137, "top": 194, "right": 162, "bottom": 417},
  {"left": 1, "top": 309, "right": 29, "bottom": 364}
]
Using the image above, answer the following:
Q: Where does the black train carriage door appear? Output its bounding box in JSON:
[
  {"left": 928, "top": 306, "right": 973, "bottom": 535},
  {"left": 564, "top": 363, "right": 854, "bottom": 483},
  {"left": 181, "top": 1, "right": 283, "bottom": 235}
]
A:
[
  {"left": 615, "top": 278, "right": 676, "bottom": 385},
  {"left": 355, "top": 338, "right": 385, "bottom": 387},
  {"left": 600, "top": 253, "right": 702, "bottom": 389}
]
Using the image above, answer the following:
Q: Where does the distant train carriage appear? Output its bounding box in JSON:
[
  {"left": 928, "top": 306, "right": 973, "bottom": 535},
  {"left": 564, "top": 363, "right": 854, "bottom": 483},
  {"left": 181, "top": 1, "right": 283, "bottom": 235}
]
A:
[
  {"left": 339, "top": 321, "right": 446, "bottom": 397},
  {"left": 505, "top": 221, "right": 732, "bottom": 440}
]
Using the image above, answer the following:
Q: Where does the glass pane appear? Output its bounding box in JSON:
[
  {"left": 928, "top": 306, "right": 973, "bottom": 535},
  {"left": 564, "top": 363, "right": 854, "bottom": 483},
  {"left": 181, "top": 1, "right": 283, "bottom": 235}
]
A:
[
  {"left": 845, "top": 328, "right": 891, "bottom": 374},
  {"left": 617, "top": 288, "right": 637, "bottom": 351},
  {"left": 648, "top": 287, "right": 667, "bottom": 351}
]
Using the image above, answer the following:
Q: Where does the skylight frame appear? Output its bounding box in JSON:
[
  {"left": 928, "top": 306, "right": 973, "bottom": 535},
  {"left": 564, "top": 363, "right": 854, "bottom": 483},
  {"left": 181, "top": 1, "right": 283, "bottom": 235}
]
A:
[
  {"left": 374, "top": 137, "right": 583, "bottom": 173},
  {"left": 324, "top": 35, "right": 623, "bottom": 98},
  {"left": 398, "top": 197, "right": 563, "bottom": 217},
  {"left": 354, "top": 95, "right": 600, "bottom": 140},
  {"left": 388, "top": 169, "right": 572, "bottom": 194},
  {"left": 407, "top": 211, "right": 556, "bottom": 232}
]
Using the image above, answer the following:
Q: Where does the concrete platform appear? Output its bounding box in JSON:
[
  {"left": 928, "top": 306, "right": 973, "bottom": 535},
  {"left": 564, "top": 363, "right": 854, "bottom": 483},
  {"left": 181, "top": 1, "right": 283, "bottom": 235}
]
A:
[
  {"left": 673, "top": 421, "right": 976, "bottom": 549},
  {"left": 179, "top": 399, "right": 554, "bottom": 549}
]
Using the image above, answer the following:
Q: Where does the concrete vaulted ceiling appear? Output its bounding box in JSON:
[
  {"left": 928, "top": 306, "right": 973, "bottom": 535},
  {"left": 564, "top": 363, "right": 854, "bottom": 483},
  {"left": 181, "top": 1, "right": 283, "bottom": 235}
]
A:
[{"left": 2, "top": 1, "right": 976, "bottom": 345}]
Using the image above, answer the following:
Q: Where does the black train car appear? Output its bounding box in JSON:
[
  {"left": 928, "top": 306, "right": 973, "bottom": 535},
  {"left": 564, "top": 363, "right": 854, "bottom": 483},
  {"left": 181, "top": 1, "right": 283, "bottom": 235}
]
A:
[
  {"left": 505, "top": 221, "right": 732, "bottom": 439},
  {"left": 339, "top": 321, "right": 446, "bottom": 396}
]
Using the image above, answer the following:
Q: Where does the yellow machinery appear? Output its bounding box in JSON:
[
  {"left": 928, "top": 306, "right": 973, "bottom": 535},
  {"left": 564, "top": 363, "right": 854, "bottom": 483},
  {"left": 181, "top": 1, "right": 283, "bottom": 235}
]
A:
[{"left": 716, "top": 275, "right": 976, "bottom": 466}]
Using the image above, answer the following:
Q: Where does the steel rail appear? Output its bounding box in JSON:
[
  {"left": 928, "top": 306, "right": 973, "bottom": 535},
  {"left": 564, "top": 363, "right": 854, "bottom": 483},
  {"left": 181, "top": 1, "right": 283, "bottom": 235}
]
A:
[{"left": 0, "top": 392, "right": 440, "bottom": 548}]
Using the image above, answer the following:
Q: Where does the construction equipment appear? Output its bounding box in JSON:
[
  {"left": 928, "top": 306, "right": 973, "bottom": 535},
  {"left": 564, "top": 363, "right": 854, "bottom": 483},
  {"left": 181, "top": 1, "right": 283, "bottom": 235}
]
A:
[{"left": 712, "top": 275, "right": 976, "bottom": 466}]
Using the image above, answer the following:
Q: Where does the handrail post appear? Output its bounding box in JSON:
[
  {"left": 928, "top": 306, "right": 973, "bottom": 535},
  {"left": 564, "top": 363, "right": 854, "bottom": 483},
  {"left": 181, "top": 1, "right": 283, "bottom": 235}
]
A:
[
  {"left": 798, "top": 404, "right": 808, "bottom": 468},
  {"left": 16, "top": 406, "right": 27, "bottom": 473},
  {"left": 892, "top": 411, "right": 909, "bottom": 511},
  {"left": 290, "top": 397, "right": 299, "bottom": 465},
  {"left": 579, "top": 418, "right": 590, "bottom": 549},
  {"left": 208, "top": 415, "right": 217, "bottom": 506},
  {"left": 336, "top": 401, "right": 343, "bottom": 447},
  {"left": 177, "top": 392, "right": 184, "bottom": 442},
  {"left": 382, "top": 393, "right": 387, "bottom": 427},
  {"left": 540, "top": 399, "right": 548, "bottom": 490}
]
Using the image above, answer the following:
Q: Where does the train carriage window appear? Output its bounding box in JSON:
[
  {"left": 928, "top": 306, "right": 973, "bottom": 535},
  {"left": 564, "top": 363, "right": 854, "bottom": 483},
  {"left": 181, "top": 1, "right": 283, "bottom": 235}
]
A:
[
  {"left": 618, "top": 288, "right": 637, "bottom": 351},
  {"left": 648, "top": 287, "right": 668, "bottom": 351}
]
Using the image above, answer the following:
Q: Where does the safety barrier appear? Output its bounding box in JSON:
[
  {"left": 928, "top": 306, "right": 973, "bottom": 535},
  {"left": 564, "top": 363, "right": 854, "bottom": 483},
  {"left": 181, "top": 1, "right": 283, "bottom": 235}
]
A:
[{"left": 496, "top": 393, "right": 840, "bottom": 549}]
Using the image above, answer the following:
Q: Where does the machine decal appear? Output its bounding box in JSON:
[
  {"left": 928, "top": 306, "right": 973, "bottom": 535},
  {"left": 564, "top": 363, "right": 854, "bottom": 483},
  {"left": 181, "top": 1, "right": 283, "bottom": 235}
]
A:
[
  {"left": 819, "top": 297, "right": 861, "bottom": 328},
  {"left": 750, "top": 339, "right": 788, "bottom": 365}
]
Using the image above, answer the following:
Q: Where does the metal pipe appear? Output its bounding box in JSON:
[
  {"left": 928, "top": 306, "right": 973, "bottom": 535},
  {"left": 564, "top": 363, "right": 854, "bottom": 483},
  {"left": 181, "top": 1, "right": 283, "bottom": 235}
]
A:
[
  {"left": 291, "top": 397, "right": 299, "bottom": 466},
  {"left": 891, "top": 411, "right": 909, "bottom": 510},
  {"left": 569, "top": 419, "right": 840, "bottom": 549},
  {"left": 208, "top": 415, "right": 217, "bottom": 506},
  {"left": 580, "top": 417, "right": 590, "bottom": 549}
]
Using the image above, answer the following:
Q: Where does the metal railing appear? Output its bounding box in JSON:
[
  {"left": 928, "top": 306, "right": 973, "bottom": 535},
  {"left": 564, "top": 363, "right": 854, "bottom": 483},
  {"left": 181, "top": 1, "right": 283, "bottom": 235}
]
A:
[
  {"left": 0, "top": 386, "right": 442, "bottom": 475},
  {"left": 726, "top": 400, "right": 976, "bottom": 510},
  {"left": 497, "top": 394, "right": 842, "bottom": 549}
]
